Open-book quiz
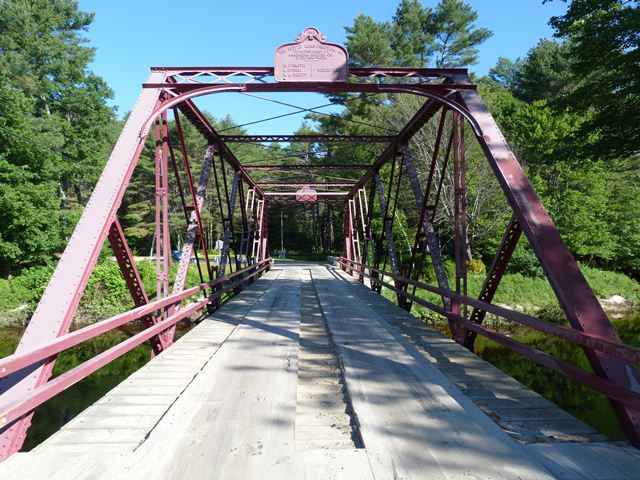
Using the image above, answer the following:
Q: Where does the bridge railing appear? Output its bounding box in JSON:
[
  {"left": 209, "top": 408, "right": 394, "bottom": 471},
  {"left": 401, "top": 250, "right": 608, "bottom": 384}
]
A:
[
  {"left": 0, "top": 258, "right": 272, "bottom": 431},
  {"left": 338, "top": 257, "right": 640, "bottom": 411}
]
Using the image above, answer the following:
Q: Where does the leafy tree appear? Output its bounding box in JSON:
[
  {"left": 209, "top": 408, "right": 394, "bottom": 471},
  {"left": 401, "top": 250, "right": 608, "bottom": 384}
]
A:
[
  {"left": 307, "top": 1, "right": 495, "bottom": 266},
  {"left": 489, "top": 39, "right": 574, "bottom": 103},
  {"left": 515, "top": 39, "right": 574, "bottom": 102},
  {"left": 344, "top": 14, "right": 393, "bottom": 67},
  {"left": 609, "top": 171, "right": 640, "bottom": 275},
  {"left": 0, "top": 0, "right": 116, "bottom": 273},
  {"left": 0, "top": 86, "right": 62, "bottom": 274},
  {"left": 344, "top": 0, "right": 491, "bottom": 69},
  {"left": 429, "top": 0, "right": 492, "bottom": 67},
  {"left": 489, "top": 57, "right": 523, "bottom": 93},
  {"left": 478, "top": 77, "right": 635, "bottom": 269},
  {"left": 390, "top": 0, "right": 433, "bottom": 67},
  {"left": 546, "top": 0, "right": 640, "bottom": 158},
  {"left": 0, "top": 0, "right": 94, "bottom": 106},
  {"left": 481, "top": 1, "right": 640, "bottom": 273}
]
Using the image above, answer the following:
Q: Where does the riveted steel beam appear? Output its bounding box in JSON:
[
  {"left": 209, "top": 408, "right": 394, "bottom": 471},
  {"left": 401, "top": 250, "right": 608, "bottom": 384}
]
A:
[
  {"left": 457, "top": 85, "right": 640, "bottom": 447},
  {"left": 221, "top": 135, "right": 394, "bottom": 143},
  {"left": 107, "top": 218, "right": 166, "bottom": 356},
  {"left": 244, "top": 164, "right": 368, "bottom": 171},
  {"left": 0, "top": 72, "right": 166, "bottom": 460}
]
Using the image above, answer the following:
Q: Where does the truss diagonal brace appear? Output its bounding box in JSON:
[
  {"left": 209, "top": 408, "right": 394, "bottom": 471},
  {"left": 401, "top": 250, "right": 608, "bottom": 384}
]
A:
[
  {"left": 172, "top": 144, "right": 216, "bottom": 294},
  {"left": 374, "top": 174, "right": 404, "bottom": 305},
  {"left": 108, "top": 218, "right": 166, "bottom": 355},
  {"left": 218, "top": 173, "right": 240, "bottom": 277},
  {"left": 350, "top": 94, "right": 450, "bottom": 196},
  {"left": 402, "top": 146, "right": 451, "bottom": 309},
  {"left": 463, "top": 215, "right": 521, "bottom": 350},
  {"left": 176, "top": 99, "right": 262, "bottom": 196},
  {"left": 164, "top": 145, "right": 216, "bottom": 345}
]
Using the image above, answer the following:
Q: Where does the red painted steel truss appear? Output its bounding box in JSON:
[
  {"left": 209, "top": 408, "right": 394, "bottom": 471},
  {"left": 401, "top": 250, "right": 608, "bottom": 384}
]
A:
[{"left": 1, "top": 65, "right": 640, "bottom": 462}]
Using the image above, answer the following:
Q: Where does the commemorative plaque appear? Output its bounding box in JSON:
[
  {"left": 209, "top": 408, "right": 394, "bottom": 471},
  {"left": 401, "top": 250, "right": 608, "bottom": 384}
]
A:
[
  {"left": 274, "top": 27, "right": 349, "bottom": 82},
  {"left": 296, "top": 186, "right": 318, "bottom": 202}
]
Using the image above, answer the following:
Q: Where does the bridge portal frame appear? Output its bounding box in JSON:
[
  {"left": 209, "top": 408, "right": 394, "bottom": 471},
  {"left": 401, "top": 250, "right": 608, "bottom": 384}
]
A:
[{"left": 1, "top": 66, "right": 640, "bottom": 461}]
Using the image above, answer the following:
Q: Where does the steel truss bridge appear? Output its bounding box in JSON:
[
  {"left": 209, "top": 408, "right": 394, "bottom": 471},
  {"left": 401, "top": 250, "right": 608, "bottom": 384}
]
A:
[{"left": 1, "top": 64, "right": 640, "bottom": 479}]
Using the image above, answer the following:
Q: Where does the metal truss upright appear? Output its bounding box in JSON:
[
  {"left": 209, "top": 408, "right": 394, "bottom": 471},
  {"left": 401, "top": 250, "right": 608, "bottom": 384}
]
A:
[{"left": 2, "top": 64, "right": 640, "bottom": 459}]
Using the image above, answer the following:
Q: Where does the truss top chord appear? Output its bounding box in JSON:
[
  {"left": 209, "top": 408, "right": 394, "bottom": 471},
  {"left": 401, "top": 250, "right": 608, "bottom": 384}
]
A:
[
  {"left": 243, "top": 164, "right": 370, "bottom": 171},
  {"left": 220, "top": 135, "right": 395, "bottom": 143}
]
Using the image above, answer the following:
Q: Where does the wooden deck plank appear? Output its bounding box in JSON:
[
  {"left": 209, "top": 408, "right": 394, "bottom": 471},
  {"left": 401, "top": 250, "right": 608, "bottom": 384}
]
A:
[
  {"left": 332, "top": 267, "right": 610, "bottom": 445},
  {"left": 99, "top": 266, "right": 302, "bottom": 480},
  {"left": 526, "top": 442, "right": 639, "bottom": 480},
  {"left": 3, "top": 264, "right": 640, "bottom": 479},
  {"left": 311, "top": 266, "right": 558, "bottom": 480},
  {"left": 0, "top": 452, "right": 121, "bottom": 480},
  {"left": 27, "top": 268, "right": 284, "bottom": 462}
]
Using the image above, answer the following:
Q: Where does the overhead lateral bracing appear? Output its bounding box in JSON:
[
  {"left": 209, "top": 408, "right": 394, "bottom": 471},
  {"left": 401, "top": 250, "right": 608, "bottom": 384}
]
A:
[{"left": 243, "top": 164, "right": 369, "bottom": 171}]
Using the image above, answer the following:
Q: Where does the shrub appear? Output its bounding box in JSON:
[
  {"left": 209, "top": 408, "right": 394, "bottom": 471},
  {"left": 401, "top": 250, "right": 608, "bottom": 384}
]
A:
[
  {"left": 0, "top": 265, "right": 54, "bottom": 312},
  {"left": 467, "top": 258, "right": 486, "bottom": 274},
  {"left": 508, "top": 244, "right": 544, "bottom": 277},
  {"left": 535, "top": 303, "right": 568, "bottom": 325}
]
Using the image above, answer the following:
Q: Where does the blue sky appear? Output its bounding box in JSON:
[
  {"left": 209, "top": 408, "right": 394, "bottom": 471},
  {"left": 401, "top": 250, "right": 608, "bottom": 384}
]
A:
[{"left": 78, "top": 0, "right": 566, "bottom": 134}]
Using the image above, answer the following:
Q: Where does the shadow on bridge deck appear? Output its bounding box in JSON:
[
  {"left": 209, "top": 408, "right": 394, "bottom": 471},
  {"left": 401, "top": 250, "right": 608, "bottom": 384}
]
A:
[{"left": 1, "top": 263, "right": 639, "bottom": 479}]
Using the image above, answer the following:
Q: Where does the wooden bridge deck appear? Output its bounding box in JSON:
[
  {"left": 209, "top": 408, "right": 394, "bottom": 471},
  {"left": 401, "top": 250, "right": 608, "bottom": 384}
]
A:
[{"left": 2, "top": 263, "right": 640, "bottom": 479}]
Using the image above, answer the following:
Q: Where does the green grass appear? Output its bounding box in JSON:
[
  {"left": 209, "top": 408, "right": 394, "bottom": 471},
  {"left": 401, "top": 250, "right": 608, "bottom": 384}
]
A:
[
  {"left": 0, "top": 259, "right": 211, "bottom": 326},
  {"left": 406, "top": 265, "right": 640, "bottom": 324}
]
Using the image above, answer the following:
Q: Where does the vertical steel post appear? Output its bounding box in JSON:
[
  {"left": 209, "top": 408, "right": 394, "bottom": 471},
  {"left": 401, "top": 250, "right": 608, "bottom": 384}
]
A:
[
  {"left": 451, "top": 111, "right": 468, "bottom": 343},
  {"left": 280, "top": 209, "right": 284, "bottom": 258},
  {"left": 261, "top": 201, "right": 270, "bottom": 261},
  {"left": 366, "top": 178, "right": 381, "bottom": 293},
  {"left": 342, "top": 200, "right": 358, "bottom": 274},
  {"left": 154, "top": 116, "right": 164, "bottom": 301},
  {"left": 245, "top": 189, "right": 256, "bottom": 264},
  {"left": 356, "top": 188, "right": 368, "bottom": 282},
  {"left": 161, "top": 113, "right": 171, "bottom": 302},
  {"left": 252, "top": 199, "right": 263, "bottom": 261}
]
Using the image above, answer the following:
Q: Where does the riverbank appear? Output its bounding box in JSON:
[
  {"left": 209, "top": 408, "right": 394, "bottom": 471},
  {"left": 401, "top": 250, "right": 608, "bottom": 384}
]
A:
[{"left": 0, "top": 259, "right": 205, "bottom": 327}]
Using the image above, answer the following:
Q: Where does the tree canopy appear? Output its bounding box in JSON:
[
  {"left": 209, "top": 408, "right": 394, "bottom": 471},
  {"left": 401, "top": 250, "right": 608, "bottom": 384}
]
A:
[
  {"left": 0, "top": 0, "right": 116, "bottom": 274},
  {"left": 0, "top": 0, "right": 637, "bottom": 281},
  {"left": 346, "top": 0, "right": 491, "bottom": 68},
  {"left": 546, "top": 0, "right": 640, "bottom": 158}
]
